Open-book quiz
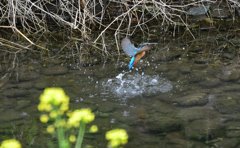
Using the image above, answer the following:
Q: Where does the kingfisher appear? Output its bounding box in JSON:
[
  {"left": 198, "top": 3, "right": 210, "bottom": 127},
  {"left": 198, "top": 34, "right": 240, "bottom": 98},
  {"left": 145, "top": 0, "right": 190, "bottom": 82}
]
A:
[{"left": 121, "top": 37, "right": 157, "bottom": 69}]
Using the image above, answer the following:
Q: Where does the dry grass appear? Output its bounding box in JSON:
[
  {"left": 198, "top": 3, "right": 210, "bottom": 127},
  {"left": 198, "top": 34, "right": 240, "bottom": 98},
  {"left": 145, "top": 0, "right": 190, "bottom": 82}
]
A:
[{"left": 0, "top": 0, "right": 239, "bottom": 55}]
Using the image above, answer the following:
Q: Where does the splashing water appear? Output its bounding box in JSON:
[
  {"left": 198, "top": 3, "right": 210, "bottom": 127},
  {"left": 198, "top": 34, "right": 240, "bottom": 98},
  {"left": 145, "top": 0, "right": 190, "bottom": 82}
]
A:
[{"left": 100, "top": 72, "right": 173, "bottom": 98}]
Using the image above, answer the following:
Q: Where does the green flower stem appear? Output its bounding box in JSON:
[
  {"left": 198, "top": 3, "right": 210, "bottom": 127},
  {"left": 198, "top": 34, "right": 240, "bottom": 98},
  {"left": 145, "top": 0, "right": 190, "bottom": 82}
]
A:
[
  {"left": 57, "top": 125, "right": 64, "bottom": 148},
  {"left": 75, "top": 121, "right": 86, "bottom": 148},
  {"left": 56, "top": 115, "right": 68, "bottom": 148}
]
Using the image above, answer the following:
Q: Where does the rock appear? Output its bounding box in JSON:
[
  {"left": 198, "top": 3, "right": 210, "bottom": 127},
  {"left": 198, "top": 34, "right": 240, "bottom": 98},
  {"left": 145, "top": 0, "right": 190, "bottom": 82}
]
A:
[
  {"left": 18, "top": 71, "right": 40, "bottom": 81},
  {"left": 216, "top": 69, "right": 240, "bottom": 82},
  {"left": 227, "top": 70, "right": 240, "bottom": 81},
  {"left": 185, "top": 119, "right": 225, "bottom": 140},
  {"left": 215, "top": 138, "right": 239, "bottom": 148},
  {"left": 2, "top": 88, "right": 29, "bottom": 97},
  {"left": 148, "top": 47, "right": 182, "bottom": 62},
  {"left": 164, "top": 132, "right": 190, "bottom": 147},
  {"left": 176, "top": 106, "right": 218, "bottom": 121},
  {"left": 146, "top": 114, "right": 182, "bottom": 133},
  {"left": 16, "top": 100, "right": 31, "bottom": 110},
  {"left": 226, "top": 121, "right": 240, "bottom": 138},
  {"left": 165, "top": 132, "right": 207, "bottom": 147},
  {"left": 17, "top": 81, "right": 35, "bottom": 89},
  {"left": 41, "top": 65, "right": 68, "bottom": 75},
  {"left": 220, "top": 113, "right": 240, "bottom": 122},
  {"left": 191, "top": 63, "right": 208, "bottom": 70},
  {"left": 148, "top": 101, "right": 176, "bottom": 115},
  {"left": 187, "top": 71, "right": 206, "bottom": 83},
  {"left": 173, "top": 93, "right": 208, "bottom": 107},
  {"left": 214, "top": 97, "right": 240, "bottom": 114},
  {"left": 165, "top": 70, "right": 180, "bottom": 81},
  {"left": 211, "top": 8, "right": 229, "bottom": 19},
  {"left": 34, "top": 76, "right": 54, "bottom": 89},
  {"left": 0, "top": 109, "right": 23, "bottom": 123},
  {"left": 187, "top": 6, "right": 210, "bottom": 16},
  {"left": 199, "top": 78, "right": 221, "bottom": 88},
  {"left": 179, "top": 64, "right": 191, "bottom": 74},
  {"left": 220, "top": 84, "right": 240, "bottom": 92}
]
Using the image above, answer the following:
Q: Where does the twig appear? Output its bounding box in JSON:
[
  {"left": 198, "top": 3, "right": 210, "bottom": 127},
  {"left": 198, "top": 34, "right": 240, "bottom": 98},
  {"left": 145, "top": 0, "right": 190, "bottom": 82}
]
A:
[{"left": 0, "top": 26, "right": 49, "bottom": 51}]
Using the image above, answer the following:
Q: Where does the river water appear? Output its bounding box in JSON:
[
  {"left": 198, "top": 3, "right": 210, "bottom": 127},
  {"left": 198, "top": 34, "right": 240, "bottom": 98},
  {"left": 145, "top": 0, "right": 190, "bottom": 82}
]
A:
[{"left": 0, "top": 30, "right": 240, "bottom": 148}]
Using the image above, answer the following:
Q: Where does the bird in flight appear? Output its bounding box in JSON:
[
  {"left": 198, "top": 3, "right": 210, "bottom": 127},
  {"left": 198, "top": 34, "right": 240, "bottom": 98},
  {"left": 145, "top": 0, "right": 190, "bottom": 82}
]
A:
[{"left": 121, "top": 37, "right": 157, "bottom": 69}]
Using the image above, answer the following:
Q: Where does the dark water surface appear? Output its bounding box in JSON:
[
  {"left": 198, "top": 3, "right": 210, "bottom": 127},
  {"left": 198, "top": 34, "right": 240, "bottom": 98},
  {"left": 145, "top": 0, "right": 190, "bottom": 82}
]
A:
[{"left": 1, "top": 31, "right": 240, "bottom": 148}]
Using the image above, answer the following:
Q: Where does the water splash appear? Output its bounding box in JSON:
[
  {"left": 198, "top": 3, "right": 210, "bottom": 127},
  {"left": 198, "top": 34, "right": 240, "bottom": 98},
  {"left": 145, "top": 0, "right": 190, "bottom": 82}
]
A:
[{"left": 100, "top": 72, "right": 173, "bottom": 98}]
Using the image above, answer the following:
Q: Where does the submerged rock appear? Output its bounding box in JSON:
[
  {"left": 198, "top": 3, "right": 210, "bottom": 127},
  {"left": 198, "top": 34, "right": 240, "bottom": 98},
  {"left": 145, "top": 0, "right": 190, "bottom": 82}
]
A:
[
  {"left": 16, "top": 100, "right": 31, "bottom": 110},
  {"left": 215, "top": 138, "right": 239, "bottom": 148},
  {"left": 185, "top": 118, "right": 225, "bottom": 140},
  {"left": 176, "top": 106, "right": 218, "bottom": 121},
  {"left": 17, "top": 81, "right": 35, "bottom": 89},
  {"left": 179, "top": 64, "right": 191, "bottom": 74},
  {"left": 0, "top": 109, "right": 23, "bottom": 123},
  {"left": 146, "top": 116, "right": 182, "bottom": 133},
  {"left": 225, "top": 121, "right": 240, "bottom": 138},
  {"left": 165, "top": 132, "right": 206, "bottom": 147},
  {"left": 148, "top": 47, "right": 182, "bottom": 62},
  {"left": 217, "top": 69, "right": 240, "bottom": 81},
  {"left": 18, "top": 71, "right": 40, "bottom": 81},
  {"left": 2, "top": 88, "right": 29, "bottom": 97},
  {"left": 199, "top": 78, "right": 221, "bottom": 88},
  {"left": 214, "top": 97, "right": 240, "bottom": 114},
  {"left": 173, "top": 93, "right": 208, "bottom": 107}
]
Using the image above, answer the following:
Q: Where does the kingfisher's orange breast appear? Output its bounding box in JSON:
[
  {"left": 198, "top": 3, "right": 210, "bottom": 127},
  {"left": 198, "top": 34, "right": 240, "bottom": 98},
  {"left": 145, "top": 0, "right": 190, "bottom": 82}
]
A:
[{"left": 134, "top": 51, "right": 146, "bottom": 66}]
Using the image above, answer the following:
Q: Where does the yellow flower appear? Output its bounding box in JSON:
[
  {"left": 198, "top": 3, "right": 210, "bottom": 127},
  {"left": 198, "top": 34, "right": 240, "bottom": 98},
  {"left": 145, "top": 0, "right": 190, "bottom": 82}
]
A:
[
  {"left": 40, "top": 114, "right": 49, "bottom": 123},
  {"left": 38, "top": 103, "right": 52, "bottom": 112},
  {"left": 0, "top": 139, "right": 21, "bottom": 148},
  {"left": 60, "top": 103, "right": 69, "bottom": 112},
  {"left": 90, "top": 125, "right": 98, "bottom": 133},
  {"left": 109, "top": 140, "right": 120, "bottom": 147},
  {"left": 69, "top": 135, "right": 76, "bottom": 143},
  {"left": 66, "top": 110, "right": 73, "bottom": 117},
  {"left": 49, "top": 111, "right": 57, "bottom": 118},
  {"left": 67, "top": 108, "right": 95, "bottom": 128},
  {"left": 106, "top": 129, "right": 128, "bottom": 147},
  {"left": 39, "top": 87, "right": 69, "bottom": 107},
  {"left": 47, "top": 125, "right": 55, "bottom": 133}
]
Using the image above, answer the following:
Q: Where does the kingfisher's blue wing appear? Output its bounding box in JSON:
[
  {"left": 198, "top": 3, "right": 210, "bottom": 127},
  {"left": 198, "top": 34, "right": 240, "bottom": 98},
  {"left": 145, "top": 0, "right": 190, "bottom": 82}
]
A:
[
  {"left": 129, "top": 56, "right": 135, "bottom": 69},
  {"left": 135, "top": 43, "right": 158, "bottom": 55},
  {"left": 121, "top": 37, "right": 138, "bottom": 57}
]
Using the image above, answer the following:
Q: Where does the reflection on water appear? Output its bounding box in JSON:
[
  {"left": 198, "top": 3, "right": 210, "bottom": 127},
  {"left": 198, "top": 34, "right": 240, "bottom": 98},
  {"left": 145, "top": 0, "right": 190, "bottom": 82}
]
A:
[{"left": 100, "top": 72, "right": 173, "bottom": 99}]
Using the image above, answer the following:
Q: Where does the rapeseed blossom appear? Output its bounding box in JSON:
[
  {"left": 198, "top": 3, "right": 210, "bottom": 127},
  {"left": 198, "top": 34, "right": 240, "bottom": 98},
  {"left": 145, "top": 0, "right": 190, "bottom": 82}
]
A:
[
  {"left": 67, "top": 108, "right": 95, "bottom": 128},
  {"left": 40, "top": 114, "right": 49, "bottom": 123},
  {"left": 69, "top": 135, "right": 76, "bottom": 143},
  {"left": 47, "top": 125, "right": 55, "bottom": 133},
  {"left": 38, "top": 88, "right": 69, "bottom": 113},
  {"left": 90, "top": 125, "right": 98, "bottom": 133},
  {"left": 106, "top": 129, "right": 128, "bottom": 147},
  {"left": 0, "top": 139, "right": 21, "bottom": 148}
]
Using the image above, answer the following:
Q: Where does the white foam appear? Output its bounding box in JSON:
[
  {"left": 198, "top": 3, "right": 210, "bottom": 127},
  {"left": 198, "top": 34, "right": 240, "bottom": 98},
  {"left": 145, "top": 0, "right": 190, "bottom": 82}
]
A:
[{"left": 100, "top": 72, "right": 173, "bottom": 98}]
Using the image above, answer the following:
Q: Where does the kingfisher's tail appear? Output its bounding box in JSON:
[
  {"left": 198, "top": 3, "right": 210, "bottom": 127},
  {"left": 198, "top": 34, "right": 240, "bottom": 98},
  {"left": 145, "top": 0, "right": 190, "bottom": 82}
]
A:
[{"left": 129, "top": 57, "right": 135, "bottom": 69}]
